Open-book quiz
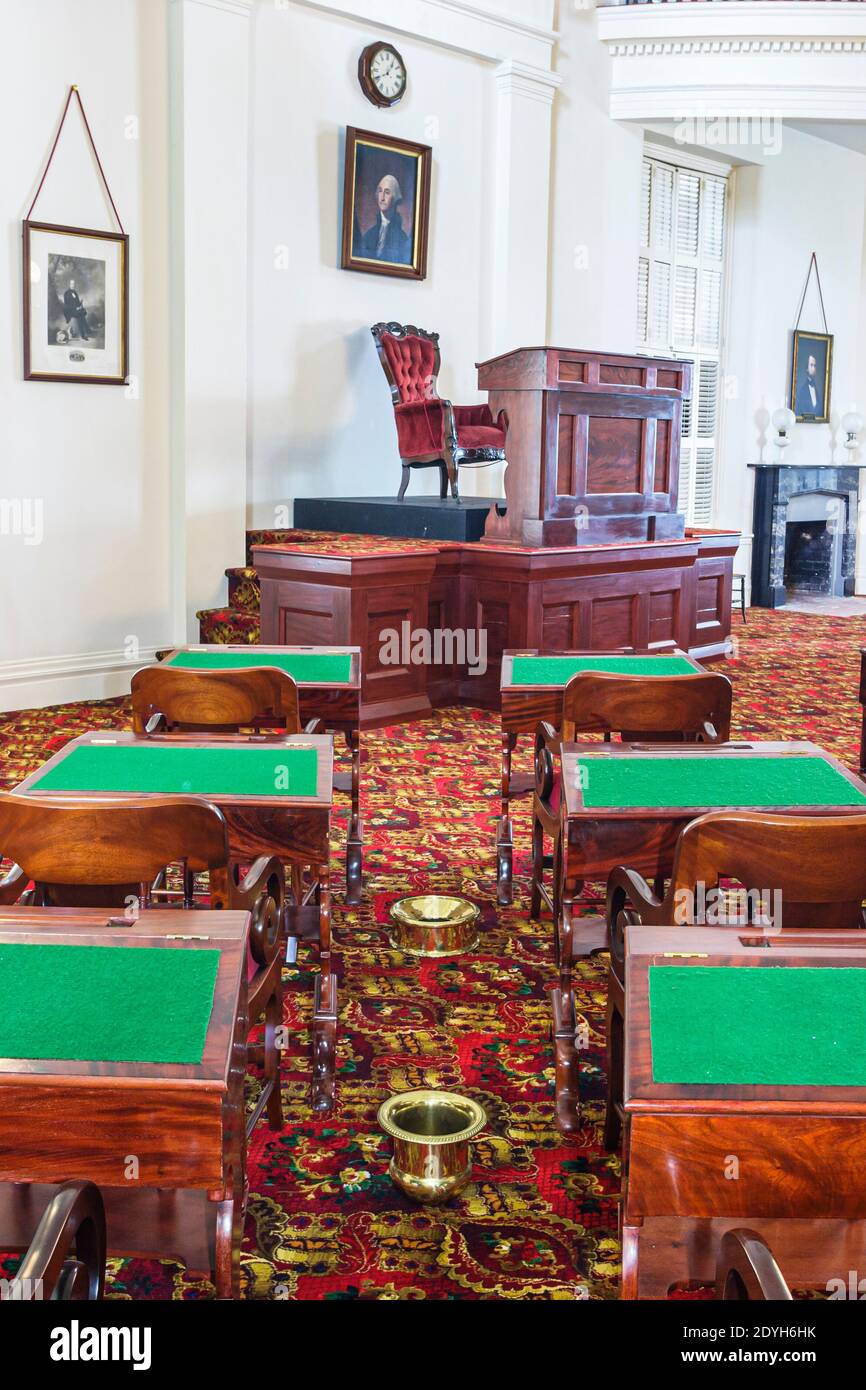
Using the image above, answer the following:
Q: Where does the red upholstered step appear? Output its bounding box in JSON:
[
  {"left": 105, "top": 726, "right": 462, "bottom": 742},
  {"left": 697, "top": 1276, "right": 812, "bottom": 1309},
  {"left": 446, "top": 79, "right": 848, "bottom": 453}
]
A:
[
  {"left": 226, "top": 567, "right": 261, "bottom": 615},
  {"left": 196, "top": 606, "right": 261, "bottom": 645}
]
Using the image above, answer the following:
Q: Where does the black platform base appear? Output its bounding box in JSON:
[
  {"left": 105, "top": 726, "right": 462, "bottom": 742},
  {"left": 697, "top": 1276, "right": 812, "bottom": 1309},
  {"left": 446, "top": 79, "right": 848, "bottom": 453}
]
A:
[{"left": 294, "top": 496, "right": 503, "bottom": 543}]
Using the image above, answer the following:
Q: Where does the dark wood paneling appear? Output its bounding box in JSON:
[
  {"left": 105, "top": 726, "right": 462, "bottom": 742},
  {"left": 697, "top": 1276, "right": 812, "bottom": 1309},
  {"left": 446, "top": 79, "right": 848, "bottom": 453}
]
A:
[
  {"left": 475, "top": 347, "right": 692, "bottom": 546},
  {"left": 654, "top": 418, "right": 671, "bottom": 493},
  {"left": 599, "top": 364, "right": 643, "bottom": 387},
  {"left": 556, "top": 413, "right": 575, "bottom": 496},
  {"left": 558, "top": 361, "right": 587, "bottom": 384},
  {"left": 253, "top": 532, "right": 737, "bottom": 726},
  {"left": 585, "top": 417, "right": 643, "bottom": 494}
]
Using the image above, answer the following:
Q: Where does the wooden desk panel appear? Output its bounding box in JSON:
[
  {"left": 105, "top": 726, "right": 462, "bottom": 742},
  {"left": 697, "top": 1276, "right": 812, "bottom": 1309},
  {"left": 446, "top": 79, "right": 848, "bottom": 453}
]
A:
[
  {"left": 13, "top": 734, "right": 337, "bottom": 1114},
  {"left": 622, "top": 927, "right": 866, "bottom": 1299},
  {"left": 252, "top": 532, "right": 739, "bottom": 727},
  {"left": 551, "top": 743, "right": 866, "bottom": 1133},
  {"left": 0, "top": 908, "right": 248, "bottom": 1298},
  {"left": 495, "top": 647, "right": 704, "bottom": 905}
]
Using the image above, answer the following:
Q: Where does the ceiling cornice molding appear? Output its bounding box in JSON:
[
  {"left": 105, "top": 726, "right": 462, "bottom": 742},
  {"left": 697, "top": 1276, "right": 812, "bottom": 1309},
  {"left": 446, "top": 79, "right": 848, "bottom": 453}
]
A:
[
  {"left": 290, "top": 0, "right": 558, "bottom": 67},
  {"left": 427, "top": 0, "right": 557, "bottom": 49}
]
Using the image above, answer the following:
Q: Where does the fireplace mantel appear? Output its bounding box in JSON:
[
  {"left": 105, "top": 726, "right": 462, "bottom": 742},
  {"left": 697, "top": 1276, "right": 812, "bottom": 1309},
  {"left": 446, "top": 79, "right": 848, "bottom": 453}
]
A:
[
  {"left": 750, "top": 463, "right": 861, "bottom": 608},
  {"left": 749, "top": 463, "right": 866, "bottom": 471}
]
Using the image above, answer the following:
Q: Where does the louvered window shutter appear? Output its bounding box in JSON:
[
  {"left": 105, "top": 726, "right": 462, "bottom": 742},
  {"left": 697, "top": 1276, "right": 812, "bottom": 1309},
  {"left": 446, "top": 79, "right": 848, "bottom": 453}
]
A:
[{"left": 636, "top": 154, "right": 729, "bottom": 527}]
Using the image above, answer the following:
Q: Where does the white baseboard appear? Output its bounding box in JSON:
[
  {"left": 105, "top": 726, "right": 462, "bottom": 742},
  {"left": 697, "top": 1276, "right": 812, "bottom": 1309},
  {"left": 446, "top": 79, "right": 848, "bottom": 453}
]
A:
[{"left": 0, "top": 647, "right": 163, "bottom": 715}]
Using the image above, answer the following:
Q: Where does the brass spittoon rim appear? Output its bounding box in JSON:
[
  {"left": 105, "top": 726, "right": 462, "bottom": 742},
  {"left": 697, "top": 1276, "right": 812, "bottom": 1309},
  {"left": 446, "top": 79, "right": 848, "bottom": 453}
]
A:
[
  {"left": 378, "top": 1090, "right": 487, "bottom": 1145},
  {"left": 389, "top": 895, "right": 480, "bottom": 925}
]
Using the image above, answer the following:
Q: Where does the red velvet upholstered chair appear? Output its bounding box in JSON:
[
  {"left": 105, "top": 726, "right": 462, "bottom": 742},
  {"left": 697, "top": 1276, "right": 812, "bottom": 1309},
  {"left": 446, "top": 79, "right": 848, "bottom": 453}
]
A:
[{"left": 372, "top": 321, "right": 508, "bottom": 501}]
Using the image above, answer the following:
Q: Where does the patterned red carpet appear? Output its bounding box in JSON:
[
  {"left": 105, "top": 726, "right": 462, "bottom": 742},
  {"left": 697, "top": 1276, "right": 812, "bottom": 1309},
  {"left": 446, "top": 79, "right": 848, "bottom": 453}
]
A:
[{"left": 0, "top": 607, "right": 863, "bottom": 1299}]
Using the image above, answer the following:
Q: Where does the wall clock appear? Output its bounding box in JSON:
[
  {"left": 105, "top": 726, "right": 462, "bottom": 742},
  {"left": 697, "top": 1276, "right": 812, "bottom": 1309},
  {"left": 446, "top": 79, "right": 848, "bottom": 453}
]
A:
[{"left": 358, "top": 42, "right": 407, "bottom": 108}]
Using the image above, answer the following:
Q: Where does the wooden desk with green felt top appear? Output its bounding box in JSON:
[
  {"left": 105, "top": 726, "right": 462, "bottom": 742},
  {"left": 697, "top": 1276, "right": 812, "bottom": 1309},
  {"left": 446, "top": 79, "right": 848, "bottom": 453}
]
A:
[
  {"left": 496, "top": 648, "right": 705, "bottom": 904},
  {"left": 14, "top": 730, "right": 337, "bottom": 1113},
  {"left": 622, "top": 925, "right": 866, "bottom": 1300},
  {"left": 160, "top": 645, "right": 364, "bottom": 903},
  {"left": 0, "top": 907, "right": 249, "bottom": 1299},
  {"left": 552, "top": 740, "right": 866, "bottom": 1133}
]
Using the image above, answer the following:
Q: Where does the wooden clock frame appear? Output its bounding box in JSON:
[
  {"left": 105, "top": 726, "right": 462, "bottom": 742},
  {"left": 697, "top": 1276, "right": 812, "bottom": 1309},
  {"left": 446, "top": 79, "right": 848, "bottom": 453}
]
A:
[{"left": 358, "top": 42, "right": 407, "bottom": 109}]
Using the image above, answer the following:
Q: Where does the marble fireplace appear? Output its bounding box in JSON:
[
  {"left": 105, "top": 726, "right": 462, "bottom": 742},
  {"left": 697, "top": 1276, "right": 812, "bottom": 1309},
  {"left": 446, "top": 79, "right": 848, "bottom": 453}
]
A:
[{"left": 750, "top": 464, "right": 863, "bottom": 608}]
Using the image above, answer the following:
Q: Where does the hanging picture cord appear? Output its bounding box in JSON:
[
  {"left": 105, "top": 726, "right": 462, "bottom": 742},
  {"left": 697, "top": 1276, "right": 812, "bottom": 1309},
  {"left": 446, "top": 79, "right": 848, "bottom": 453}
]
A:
[
  {"left": 793, "top": 251, "right": 829, "bottom": 335},
  {"left": 26, "top": 85, "right": 125, "bottom": 234}
]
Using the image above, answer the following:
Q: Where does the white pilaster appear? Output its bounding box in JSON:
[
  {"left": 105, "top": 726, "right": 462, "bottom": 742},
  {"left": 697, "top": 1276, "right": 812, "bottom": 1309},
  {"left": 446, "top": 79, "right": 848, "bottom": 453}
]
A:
[
  {"left": 489, "top": 60, "right": 561, "bottom": 354},
  {"left": 169, "top": 0, "right": 253, "bottom": 640}
]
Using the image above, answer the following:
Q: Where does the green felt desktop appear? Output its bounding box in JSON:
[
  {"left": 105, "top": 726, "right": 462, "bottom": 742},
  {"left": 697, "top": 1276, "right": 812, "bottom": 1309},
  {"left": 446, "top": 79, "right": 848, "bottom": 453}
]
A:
[
  {"left": 649, "top": 964, "right": 866, "bottom": 1087},
  {"left": 507, "top": 655, "right": 696, "bottom": 686},
  {"left": 167, "top": 650, "right": 352, "bottom": 684},
  {"left": 0, "top": 942, "right": 220, "bottom": 1065},
  {"left": 30, "top": 743, "right": 320, "bottom": 800},
  {"left": 576, "top": 754, "right": 866, "bottom": 810}
]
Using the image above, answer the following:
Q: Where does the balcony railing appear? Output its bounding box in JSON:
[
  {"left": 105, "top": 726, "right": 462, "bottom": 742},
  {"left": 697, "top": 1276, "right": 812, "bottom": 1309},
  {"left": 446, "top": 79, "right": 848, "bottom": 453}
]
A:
[{"left": 597, "top": 0, "right": 866, "bottom": 119}]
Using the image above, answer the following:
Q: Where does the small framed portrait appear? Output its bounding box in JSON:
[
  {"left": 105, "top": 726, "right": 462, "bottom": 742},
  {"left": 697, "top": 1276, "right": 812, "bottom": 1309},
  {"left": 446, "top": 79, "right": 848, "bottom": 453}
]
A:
[
  {"left": 23, "top": 220, "right": 128, "bottom": 384},
  {"left": 341, "top": 127, "right": 431, "bottom": 281},
  {"left": 790, "top": 329, "right": 832, "bottom": 424}
]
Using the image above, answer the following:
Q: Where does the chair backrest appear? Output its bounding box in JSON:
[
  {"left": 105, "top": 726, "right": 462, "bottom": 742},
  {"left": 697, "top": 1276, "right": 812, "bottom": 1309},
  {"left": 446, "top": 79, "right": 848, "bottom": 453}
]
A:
[
  {"left": 715, "top": 1229, "right": 791, "bottom": 1302},
  {"left": 14, "top": 1180, "right": 106, "bottom": 1303},
  {"left": 131, "top": 664, "right": 301, "bottom": 734},
  {"left": 371, "top": 321, "right": 441, "bottom": 406},
  {"left": 0, "top": 791, "right": 231, "bottom": 909},
  {"left": 561, "top": 670, "right": 732, "bottom": 743},
  {"left": 669, "top": 810, "right": 866, "bottom": 930}
]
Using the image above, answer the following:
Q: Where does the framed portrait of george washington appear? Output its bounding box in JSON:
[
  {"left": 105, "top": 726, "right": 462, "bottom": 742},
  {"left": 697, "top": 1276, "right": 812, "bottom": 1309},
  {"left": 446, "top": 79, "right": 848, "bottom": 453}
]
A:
[
  {"left": 341, "top": 127, "right": 431, "bottom": 281},
  {"left": 23, "top": 220, "right": 129, "bottom": 385}
]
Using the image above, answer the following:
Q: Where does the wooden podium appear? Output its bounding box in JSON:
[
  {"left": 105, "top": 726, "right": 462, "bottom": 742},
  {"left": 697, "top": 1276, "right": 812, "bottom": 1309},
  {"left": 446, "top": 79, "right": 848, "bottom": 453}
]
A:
[{"left": 477, "top": 347, "right": 692, "bottom": 547}]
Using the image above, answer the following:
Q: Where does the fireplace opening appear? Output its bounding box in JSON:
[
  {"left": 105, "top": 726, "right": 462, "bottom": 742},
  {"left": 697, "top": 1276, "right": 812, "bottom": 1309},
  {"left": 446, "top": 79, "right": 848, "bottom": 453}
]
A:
[
  {"left": 784, "top": 521, "right": 830, "bottom": 593},
  {"left": 783, "top": 492, "right": 846, "bottom": 598}
]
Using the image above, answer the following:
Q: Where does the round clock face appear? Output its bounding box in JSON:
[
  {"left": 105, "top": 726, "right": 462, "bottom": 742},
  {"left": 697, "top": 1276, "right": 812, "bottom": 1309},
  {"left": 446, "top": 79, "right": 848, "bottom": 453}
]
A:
[{"left": 361, "top": 43, "right": 407, "bottom": 106}]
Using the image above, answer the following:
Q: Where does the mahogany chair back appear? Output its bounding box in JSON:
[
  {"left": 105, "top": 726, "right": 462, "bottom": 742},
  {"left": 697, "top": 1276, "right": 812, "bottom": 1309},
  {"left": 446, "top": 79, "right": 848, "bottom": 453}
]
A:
[
  {"left": 0, "top": 791, "right": 233, "bottom": 909},
  {"left": 667, "top": 810, "right": 866, "bottom": 931},
  {"left": 12, "top": 1180, "right": 106, "bottom": 1302},
  {"left": 561, "top": 670, "right": 732, "bottom": 744},
  {"left": 131, "top": 664, "right": 302, "bottom": 735},
  {"left": 715, "top": 1229, "right": 792, "bottom": 1302}
]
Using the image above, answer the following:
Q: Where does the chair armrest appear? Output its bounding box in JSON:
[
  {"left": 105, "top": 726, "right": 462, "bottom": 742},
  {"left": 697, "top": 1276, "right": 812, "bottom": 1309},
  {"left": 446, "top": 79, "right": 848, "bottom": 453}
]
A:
[
  {"left": 234, "top": 857, "right": 285, "bottom": 968},
  {"left": 393, "top": 400, "right": 446, "bottom": 455},
  {"left": 235, "top": 856, "right": 285, "bottom": 911},
  {"left": 13, "top": 1180, "right": 106, "bottom": 1302},
  {"left": 534, "top": 721, "right": 562, "bottom": 808},
  {"left": 606, "top": 865, "right": 664, "bottom": 973},
  {"left": 0, "top": 863, "right": 26, "bottom": 905},
  {"left": 606, "top": 866, "right": 663, "bottom": 923},
  {"left": 441, "top": 399, "right": 458, "bottom": 453}
]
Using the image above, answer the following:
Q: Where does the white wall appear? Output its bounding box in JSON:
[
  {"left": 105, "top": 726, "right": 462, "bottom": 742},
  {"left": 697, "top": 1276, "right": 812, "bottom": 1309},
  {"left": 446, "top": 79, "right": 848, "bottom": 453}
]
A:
[
  {"left": 719, "top": 127, "right": 866, "bottom": 587},
  {"left": 247, "top": 4, "right": 494, "bottom": 521},
  {"left": 9, "top": 0, "right": 866, "bottom": 715},
  {"left": 0, "top": 0, "right": 171, "bottom": 710},
  {"left": 547, "top": 1, "right": 644, "bottom": 351}
]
